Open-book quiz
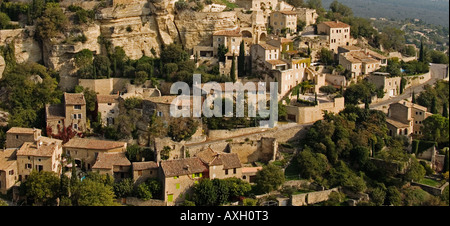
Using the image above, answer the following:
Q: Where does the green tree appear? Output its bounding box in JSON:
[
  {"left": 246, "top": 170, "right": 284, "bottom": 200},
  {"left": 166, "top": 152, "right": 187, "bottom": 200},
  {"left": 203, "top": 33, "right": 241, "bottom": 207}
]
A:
[
  {"left": 134, "top": 71, "right": 148, "bottom": 86},
  {"left": 404, "top": 158, "right": 426, "bottom": 182},
  {"left": 230, "top": 54, "right": 237, "bottom": 82},
  {"left": 319, "top": 85, "right": 337, "bottom": 95},
  {"left": 19, "top": 171, "right": 60, "bottom": 206},
  {"left": 419, "top": 40, "right": 425, "bottom": 63},
  {"left": 328, "top": 161, "right": 367, "bottom": 193},
  {"left": 318, "top": 47, "right": 334, "bottom": 65},
  {"left": 160, "top": 43, "right": 188, "bottom": 64},
  {"left": 35, "top": 3, "right": 69, "bottom": 41},
  {"left": 217, "top": 44, "right": 228, "bottom": 62},
  {"left": 168, "top": 117, "right": 199, "bottom": 142},
  {"left": 371, "top": 187, "right": 386, "bottom": 206},
  {"left": 74, "top": 49, "right": 94, "bottom": 68},
  {"left": 93, "top": 55, "right": 111, "bottom": 78},
  {"left": 297, "top": 147, "right": 329, "bottom": 179},
  {"left": 386, "top": 186, "right": 402, "bottom": 206},
  {"left": 238, "top": 41, "right": 246, "bottom": 77},
  {"left": 430, "top": 96, "right": 438, "bottom": 114},
  {"left": 421, "top": 114, "right": 449, "bottom": 143},
  {"left": 75, "top": 179, "right": 118, "bottom": 206},
  {"left": 442, "top": 102, "right": 448, "bottom": 118},
  {"left": 255, "top": 164, "right": 285, "bottom": 193},
  {"left": 192, "top": 179, "right": 218, "bottom": 206},
  {"left": 113, "top": 178, "right": 134, "bottom": 198},
  {"left": 0, "top": 12, "right": 11, "bottom": 29}
]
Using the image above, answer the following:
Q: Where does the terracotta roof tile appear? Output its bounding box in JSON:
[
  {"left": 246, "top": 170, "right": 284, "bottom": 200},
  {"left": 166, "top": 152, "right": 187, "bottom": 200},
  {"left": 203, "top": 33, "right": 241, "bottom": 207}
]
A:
[
  {"left": 97, "top": 94, "right": 120, "bottom": 104},
  {"left": 213, "top": 29, "right": 241, "bottom": 37},
  {"left": 63, "top": 138, "right": 126, "bottom": 150},
  {"left": 0, "top": 149, "right": 17, "bottom": 171},
  {"left": 196, "top": 148, "right": 242, "bottom": 169},
  {"left": 322, "top": 21, "right": 350, "bottom": 28},
  {"left": 266, "top": 59, "right": 287, "bottom": 65},
  {"left": 64, "top": 93, "right": 86, "bottom": 105},
  {"left": 92, "top": 152, "right": 131, "bottom": 169},
  {"left": 132, "top": 161, "right": 159, "bottom": 170},
  {"left": 279, "top": 10, "right": 297, "bottom": 15},
  {"left": 160, "top": 158, "right": 208, "bottom": 177},
  {"left": 7, "top": 127, "right": 41, "bottom": 134},
  {"left": 17, "top": 141, "right": 60, "bottom": 157}
]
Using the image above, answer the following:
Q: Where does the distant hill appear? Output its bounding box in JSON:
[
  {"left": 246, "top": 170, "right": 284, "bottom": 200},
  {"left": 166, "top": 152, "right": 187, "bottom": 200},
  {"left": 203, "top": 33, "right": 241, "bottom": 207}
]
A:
[{"left": 322, "top": 0, "right": 450, "bottom": 27}]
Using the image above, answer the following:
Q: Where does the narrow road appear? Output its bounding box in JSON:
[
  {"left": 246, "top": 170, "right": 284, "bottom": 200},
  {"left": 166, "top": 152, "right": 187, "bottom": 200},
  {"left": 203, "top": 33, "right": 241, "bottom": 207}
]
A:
[{"left": 370, "top": 64, "right": 448, "bottom": 109}]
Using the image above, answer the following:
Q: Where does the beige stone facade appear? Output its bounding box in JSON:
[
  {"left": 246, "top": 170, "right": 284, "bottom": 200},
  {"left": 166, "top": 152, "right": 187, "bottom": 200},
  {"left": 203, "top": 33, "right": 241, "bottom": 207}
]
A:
[
  {"left": 317, "top": 21, "right": 351, "bottom": 53},
  {"left": 5, "top": 127, "right": 41, "bottom": 149},
  {"left": 16, "top": 138, "right": 63, "bottom": 182},
  {"left": 46, "top": 93, "right": 87, "bottom": 135},
  {"left": 213, "top": 30, "right": 243, "bottom": 57},
  {"left": 338, "top": 46, "right": 387, "bottom": 78},
  {"left": 295, "top": 8, "right": 318, "bottom": 26},
  {"left": 132, "top": 161, "right": 159, "bottom": 185},
  {"left": 236, "top": 0, "right": 279, "bottom": 11},
  {"left": 386, "top": 101, "right": 432, "bottom": 137},
  {"left": 63, "top": 138, "right": 127, "bottom": 171},
  {"left": 92, "top": 152, "right": 131, "bottom": 181},
  {"left": 97, "top": 94, "right": 120, "bottom": 127},
  {"left": 285, "top": 97, "right": 345, "bottom": 124},
  {"left": 0, "top": 149, "right": 18, "bottom": 194},
  {"left": 367, "top": 72, "right": 402, "bottom": 98},
  {"left": 269, "top": 11, "right": 297, "bottom": 34}
]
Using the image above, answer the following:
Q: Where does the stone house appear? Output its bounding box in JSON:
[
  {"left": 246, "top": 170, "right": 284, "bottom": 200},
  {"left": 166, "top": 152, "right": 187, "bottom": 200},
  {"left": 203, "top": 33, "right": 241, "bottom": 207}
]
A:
[
  {"left": 92, "top": 152, "right": 131, "bottom": 181},
  {"left": 96, "top": 93, "right": 120, "bottom": 127},
  {"left": 266, "top": 36, "right": 296, "bottom": 60},
  {"left": 16, "top": 137, "right": 63, "bottom": 182},
  {"left": 160, "top": 157, "right": 208, "bottom": 205},
  {"left": 236, "top": 0, "right": 279, "bottom": 11},
  {"left": 251, "top": 43, "right": 282, "bottom": 71},
  {"left": 317, "top": 21, "right": 351, "bottom": 53},
  {"left": 0, "top": 148, "right": 18, "bottom": 194},
  {"left": 1, "top": 127, "right": 63, "bottom": 193},
  {"left": 285, "top": 96, "right": 345, "bottom": 124},
  {"left": 386, "top": 100, "right": 432, "bottom": 137},
  {"left": 5, "top": 127, "right": 42, "bottom": 149},
  {"left": 132, "top": 161, "right": 159, "bottom": 185},
  {"left": 142, "top": 95, "right": 178, "bottom": 124},
  {"left": 269, "top": 11, "right": 297, "bottom": 35},
  {"left": 213, "top": 29, "right": 243, "bottom": 57},
  {"left": 338, "top": 46, "right": 387, "bottom": 78},
  {"left": 46, "top": 92, "right": 87, "bottom": 135},
  {"left": 366, "top": 72, "right": 402, "bottom": 98},
  {"left": 241, "top": 166, "right": 262, "bottom": 183},
  {"left": 196, "top": 148, "right": 243, "bottom": 180},
  {"left": 295, "top": 7, "right": 318, "bottom": 26},
  {"left": 63, "top": 138, "right": 127, "bottom": 171}
]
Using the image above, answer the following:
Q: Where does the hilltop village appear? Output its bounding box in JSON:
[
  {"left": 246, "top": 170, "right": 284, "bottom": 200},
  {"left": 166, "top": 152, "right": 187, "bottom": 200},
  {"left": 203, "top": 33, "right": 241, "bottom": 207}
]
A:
[{"left": 0, "top": 0, "right": 449, "bottom": 206}]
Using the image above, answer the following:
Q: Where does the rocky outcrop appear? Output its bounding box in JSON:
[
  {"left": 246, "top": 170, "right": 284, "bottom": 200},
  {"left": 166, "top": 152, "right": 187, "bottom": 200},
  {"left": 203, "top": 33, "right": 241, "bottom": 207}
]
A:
[{"left": 0, "top": 27, "right": 42, "bottom": 65}]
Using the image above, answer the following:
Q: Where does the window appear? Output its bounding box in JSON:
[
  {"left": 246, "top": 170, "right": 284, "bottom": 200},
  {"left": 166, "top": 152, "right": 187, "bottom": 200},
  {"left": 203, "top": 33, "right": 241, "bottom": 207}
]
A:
[
  {"left": 78, "top": 114, "right": 82, "bottom": 119},
  {"left": 157, "top": 111, "right": 163, "bottom": 117},
  {"left": 217, "top": 38, "right": 221, "bottom": 42},
  {"left": 107, "top": 103, "right": 112, "bottom": 106},
  {"left": 9, "top": 170, "right": 14, "bottom": 175},
  {"left": 74, "top": 105, "right": 81, "bottom": 110},
  {"left": 73, "top": 114, "right": 77, "bottom": 119},
  {"left": 167, "top": 194, "right": 173, "bottom": 202},
  {"left": 233, "top": 168, "right": 236, "bottom": 174},
  {"left": 16, "top": 135, "right": 19, "bottom": 139},
  {"left": 225, "top": 169, "right": 229, "bottom": 175},
  {"left": 176, "top": 183, "right": 180, "bottom": 189},
  {"left": 174, "top": 176, "right": 179, "bottom": 179},
  {"left": 73, "top": 124, "right": 78, "bottom": 130},
  {"left": 138, "top": 170, "right": 142, "bottom": 176},
  {"left": 25, "top": 164, "right": 32, "bottom": 169}
]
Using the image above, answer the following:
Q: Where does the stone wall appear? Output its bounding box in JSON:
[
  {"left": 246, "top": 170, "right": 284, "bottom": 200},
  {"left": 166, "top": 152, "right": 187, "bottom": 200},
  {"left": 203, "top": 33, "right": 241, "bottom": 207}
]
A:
[
  {"left": 78, "top": 78, "right": 132, "bottom": 95},
  {"left": 207, "top": 127, "right": 270, "bottom": 140},
  {"left": 291, "top": 187, "right": 340, "bottom": 206},
  {"left": 123, "top": 197, "right": 166, "bottom": 206},
  {"left": 410, "top": 181, "right": 449, "bottom": 196}
]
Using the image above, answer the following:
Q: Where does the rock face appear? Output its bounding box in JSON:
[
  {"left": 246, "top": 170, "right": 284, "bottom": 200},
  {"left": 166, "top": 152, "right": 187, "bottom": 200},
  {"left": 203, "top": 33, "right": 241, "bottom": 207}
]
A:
[{"left": 1, "top": 1, "right": 244, "bottom": 89}]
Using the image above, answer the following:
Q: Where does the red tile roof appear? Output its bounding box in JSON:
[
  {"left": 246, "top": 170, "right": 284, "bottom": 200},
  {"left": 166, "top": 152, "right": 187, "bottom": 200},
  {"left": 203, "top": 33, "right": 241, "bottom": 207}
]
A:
[
  {"left": 63, "top": 138, "right": 126, "bottom": 150},
  {"left": 160, "top": 158, "right": 208, "bottom": 177},
  {"left": 64, "top": 93, "right": 86, "bottom": 105},
  {"left": 92, "top": 152, "right": 131, "bottom": 169},
  {"left": 322, "top": 21, "right": 350, "bottom": 28}
]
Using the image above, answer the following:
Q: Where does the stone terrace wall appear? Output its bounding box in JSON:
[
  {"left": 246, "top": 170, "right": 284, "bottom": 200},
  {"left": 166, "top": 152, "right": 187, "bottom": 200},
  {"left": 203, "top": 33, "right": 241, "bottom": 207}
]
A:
[
  {"left": 291, "top": 187, "right": 340, "bottom": 206},
  {"left": 124, "top": 197, "right": 166, "bottom": 206}
]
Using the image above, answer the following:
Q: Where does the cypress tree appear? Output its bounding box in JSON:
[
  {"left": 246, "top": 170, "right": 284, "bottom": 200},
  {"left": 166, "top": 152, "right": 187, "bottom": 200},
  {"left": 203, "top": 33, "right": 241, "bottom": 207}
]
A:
[
  {"left": 443, "top": 102, "right": 449, "bottom": 118},
  {"left": 419, "top": 40, "right": 425, "bottom": 62},
  {"left": 411, "top": 90, "right": 416, "bottom": 103},
  {"left": 431, "top": 96, "right": 438, "bottom": 114},
  {"left": 230, "top": 54, "right": 236, "bottom": 82},
  {"left": 238, "top": 41, "right": 246, "bottom": 77}
]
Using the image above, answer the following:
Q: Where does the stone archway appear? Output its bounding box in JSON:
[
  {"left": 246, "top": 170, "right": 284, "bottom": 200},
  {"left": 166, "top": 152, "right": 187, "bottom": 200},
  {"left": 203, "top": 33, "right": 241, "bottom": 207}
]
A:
[
  {"left": 259, "top": 33, "right": 267, "bottom": 42},
  {"left": 241, "top": 30, "right": 252, "bottom": 38}
]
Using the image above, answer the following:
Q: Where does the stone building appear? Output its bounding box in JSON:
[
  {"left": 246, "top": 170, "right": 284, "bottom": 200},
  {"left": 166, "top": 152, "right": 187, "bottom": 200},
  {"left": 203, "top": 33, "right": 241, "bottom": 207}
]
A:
[
  {"left": 213, "top": 29, "right": 243, "bottom": 57},
  {"left": 338, "top": 46, "right": 387, "bottom": 78},
  {"left": 92, "top": 152, "right": 131, "bottom": 181},
  {"left": 160, "top": 157, "right": 208, "bottom": 205},
  {"left": 16, "top": 137, "right": 63, "bottom": 182},
  {"left": 285, "top": 96, "right": 345, "bottom": 124},
  {"left": 46, "top": 92, "right": 87, "bottom": 135},
  {"left": 386, "top": 100, "right": 432, "bottom": 137},
  {"left": 196, "top": 148, "right": 243, "bottom": 180},
  {"left": 295, "top": 8, "right": 318, "bottom": 26},
  {"left": 5, "top": 127, "right": 42, "bottom": 149},
  {"left": 269, "top": 11, "right": 297, "bottom": 35},
  {"left": 251, "top": 43, "right": 282, "bottom": 71},
  {"left": 132, "top": 161, "right": 159, "bottom": 185},
  {"left": 236, "top": 0, "right": 279, "bottom": 11},
  {"left": 63, "top": 138, "right": 127, "bottom": 171},
  {"left": 317, "top": 21, "right": 351, "bottom": 53},
  {"left": 366, "top": 72, "right": 402, "bottom": 98},
  {"left": 0, "top": 148, "right": 18, "bottom": 194},
  {"left": 1, "top": 127, "right": 63, "bottom": 194},
  {"left": 96, "top": 93, "right": 120, "bottom": 126}
]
